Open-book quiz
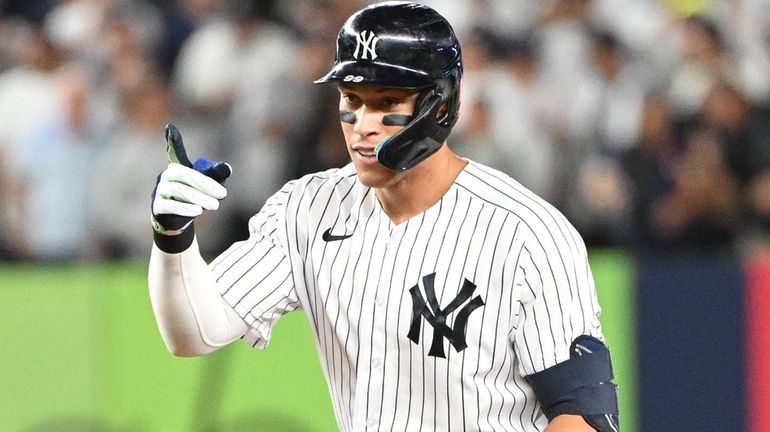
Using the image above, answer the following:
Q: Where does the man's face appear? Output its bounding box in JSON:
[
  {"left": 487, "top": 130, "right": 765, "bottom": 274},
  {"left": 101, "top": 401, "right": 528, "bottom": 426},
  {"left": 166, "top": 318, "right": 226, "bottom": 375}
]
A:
[{"left": 338, "top": 84, "right": 420, "bottom": 188}]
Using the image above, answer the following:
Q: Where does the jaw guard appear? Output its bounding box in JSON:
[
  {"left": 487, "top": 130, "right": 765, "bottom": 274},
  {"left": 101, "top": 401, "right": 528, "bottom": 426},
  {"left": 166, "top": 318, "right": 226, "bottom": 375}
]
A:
[{"left": 375, "top": 90, "right": 451, "bottom": 171}]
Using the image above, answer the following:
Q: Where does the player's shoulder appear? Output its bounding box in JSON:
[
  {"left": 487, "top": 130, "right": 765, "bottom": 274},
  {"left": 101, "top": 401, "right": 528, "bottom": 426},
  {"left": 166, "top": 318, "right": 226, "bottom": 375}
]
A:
[
  {"left": 458, "top": 160, "right": 557, "bottom": 214},
  {"left": 458, "top": 160, "right": 580, "bottom": 242},
  {"left": 282, "top": 163, "right": 359, "bottom": 198}
]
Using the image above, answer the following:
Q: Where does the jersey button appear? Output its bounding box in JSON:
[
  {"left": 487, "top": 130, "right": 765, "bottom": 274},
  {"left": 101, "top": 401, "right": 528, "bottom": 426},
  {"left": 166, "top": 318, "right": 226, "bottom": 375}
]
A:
[
  {"left": 366, "top": 419, "right": 377, "bottom": 428},
  {"left": 371, "top": 358, "right": 381, "bottom": 368},
  {"left": 375, "top": 297, "right": 385, "bottom": 306}
]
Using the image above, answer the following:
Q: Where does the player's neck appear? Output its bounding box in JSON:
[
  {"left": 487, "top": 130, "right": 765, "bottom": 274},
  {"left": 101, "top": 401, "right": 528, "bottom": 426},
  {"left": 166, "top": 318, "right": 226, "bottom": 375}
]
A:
[{"left": 375, "top": 146, "right": 467, "bottom": 225}]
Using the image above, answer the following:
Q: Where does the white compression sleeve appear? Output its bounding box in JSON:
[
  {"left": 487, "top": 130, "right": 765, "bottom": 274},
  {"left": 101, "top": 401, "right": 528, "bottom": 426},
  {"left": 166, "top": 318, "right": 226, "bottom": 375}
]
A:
[{"left": 148, "top": 237, "right": 247, "bottom": 356}]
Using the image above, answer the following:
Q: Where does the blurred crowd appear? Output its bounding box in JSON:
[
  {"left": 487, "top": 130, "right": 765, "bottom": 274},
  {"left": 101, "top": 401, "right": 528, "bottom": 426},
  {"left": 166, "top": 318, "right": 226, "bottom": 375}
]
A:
[{"left": 0, "top": 0, "right": 769, "bottom": 262}]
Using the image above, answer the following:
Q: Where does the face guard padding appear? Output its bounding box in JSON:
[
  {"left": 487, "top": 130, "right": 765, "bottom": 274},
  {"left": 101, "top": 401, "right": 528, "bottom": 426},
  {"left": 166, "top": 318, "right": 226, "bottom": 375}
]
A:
[{"left": 376, "top": 90, "right": 450, "bottom": 171}]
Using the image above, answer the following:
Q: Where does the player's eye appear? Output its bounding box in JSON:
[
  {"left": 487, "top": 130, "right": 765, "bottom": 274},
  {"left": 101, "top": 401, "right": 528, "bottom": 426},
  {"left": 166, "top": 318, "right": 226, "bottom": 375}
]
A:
[
  {"left": 381, "top": 97, "right": 403, "bottom": 109},
  {"left": 342, "top": 93, "right": 361, "bottom": 105}
]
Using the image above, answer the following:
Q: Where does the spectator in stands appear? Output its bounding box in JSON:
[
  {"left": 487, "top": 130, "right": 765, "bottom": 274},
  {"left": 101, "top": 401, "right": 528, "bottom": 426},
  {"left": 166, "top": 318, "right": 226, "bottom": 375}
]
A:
[
  {"left": 565, "top": 29, "right": 646, "bottom": 247},
  {"left": 0, "top": 24, "right": 65, "bottom": 259},
  {"left": 16, "top": 66, "right": 98, "bottom": 261},
  {"left": 0, "top": 0, "right": 769, "bottom": 260},
  {"left": 700, "top": 82, "right": 770, "bottom": 245},
  {"left": 623, "top": 92, "right": 744, "bottom": 253},
  {"left": 90, "top": 59, "right": 171, "bottom": 259}
]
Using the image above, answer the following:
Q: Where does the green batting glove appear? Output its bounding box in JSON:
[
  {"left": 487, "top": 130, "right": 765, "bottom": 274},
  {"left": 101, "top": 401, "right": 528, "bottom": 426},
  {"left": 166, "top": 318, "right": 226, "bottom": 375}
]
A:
[{"left": 151, "top": 124, "right": 232, "bottom": 236}]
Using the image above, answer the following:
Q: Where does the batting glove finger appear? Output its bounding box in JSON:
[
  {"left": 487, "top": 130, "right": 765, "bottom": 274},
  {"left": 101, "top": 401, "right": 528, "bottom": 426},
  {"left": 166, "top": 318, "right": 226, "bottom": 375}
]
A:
[
  {"left": 161, "top": 163, "right": 228, "bottom": 202},
  {"left": 151, "top": 124, "right": 232, "bottom": 236},
  {"left": 154, "top": 173, "right": 220, "bottom": 213},
  {"left": 166, "top": 123, "right": 193, "bottom": 167},
  {"left": 153, "top": 196, "right": 205, "bottom": 218}
]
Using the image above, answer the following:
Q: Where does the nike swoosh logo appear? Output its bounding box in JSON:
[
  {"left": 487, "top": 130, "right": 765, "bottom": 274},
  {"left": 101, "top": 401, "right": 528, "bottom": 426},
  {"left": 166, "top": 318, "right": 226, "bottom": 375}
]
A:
[{"left": 322, "top": 228, "right": 353, "bottom": 242}]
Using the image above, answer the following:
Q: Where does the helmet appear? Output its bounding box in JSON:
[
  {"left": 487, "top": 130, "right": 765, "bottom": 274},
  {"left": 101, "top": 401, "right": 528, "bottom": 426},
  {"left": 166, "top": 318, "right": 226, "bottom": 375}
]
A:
[{"left": 315, "top": 1, "right": 463, "bottom": 131}]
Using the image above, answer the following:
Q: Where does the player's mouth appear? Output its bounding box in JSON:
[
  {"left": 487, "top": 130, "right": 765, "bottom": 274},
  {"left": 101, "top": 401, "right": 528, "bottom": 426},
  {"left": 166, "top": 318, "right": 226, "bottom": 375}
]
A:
[
  {"left": 352, "top": 145, "right": 378, "bottom": 161},
  {"left": 356, "top": 149, "right": 376, "bottom": 157}
]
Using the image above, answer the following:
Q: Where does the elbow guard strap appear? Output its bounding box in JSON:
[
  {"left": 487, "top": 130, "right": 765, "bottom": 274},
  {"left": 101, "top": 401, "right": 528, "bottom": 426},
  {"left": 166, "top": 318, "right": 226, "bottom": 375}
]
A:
[{"left": 527, "top": 335, "right": 620, "bottom": 431}]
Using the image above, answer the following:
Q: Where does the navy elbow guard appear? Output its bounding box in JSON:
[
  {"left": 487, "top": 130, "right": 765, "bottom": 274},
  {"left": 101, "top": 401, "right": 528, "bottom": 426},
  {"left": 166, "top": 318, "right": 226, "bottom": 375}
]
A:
[{"left": 527, "top": 335, "right": 620, "bottom": 431}]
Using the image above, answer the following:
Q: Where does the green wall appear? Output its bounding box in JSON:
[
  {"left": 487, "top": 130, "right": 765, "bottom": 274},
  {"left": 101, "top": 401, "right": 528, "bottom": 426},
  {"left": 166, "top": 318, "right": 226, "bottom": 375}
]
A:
[
  {"left": 0, "top": 253, "right": 636, "bottom": 431},
  {"left": 590, "top": 250, "right": 637, "bottom": 432}
]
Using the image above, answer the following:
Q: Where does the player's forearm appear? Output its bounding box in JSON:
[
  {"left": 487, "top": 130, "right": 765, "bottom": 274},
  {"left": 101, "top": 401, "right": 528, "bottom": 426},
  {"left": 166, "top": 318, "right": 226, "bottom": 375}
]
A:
[
  {"left": 148, "top": 236, "right": 247, "bottom": 356},
  {"left": 544, "top": 414, "right": 596, "bottom": 431}
]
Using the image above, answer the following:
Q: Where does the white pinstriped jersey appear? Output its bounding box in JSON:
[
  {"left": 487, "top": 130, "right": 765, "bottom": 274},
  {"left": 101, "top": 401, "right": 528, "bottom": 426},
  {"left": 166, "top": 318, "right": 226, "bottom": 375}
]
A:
[{"left": 210, "top": 160, "right": 604, "bottom": 431}]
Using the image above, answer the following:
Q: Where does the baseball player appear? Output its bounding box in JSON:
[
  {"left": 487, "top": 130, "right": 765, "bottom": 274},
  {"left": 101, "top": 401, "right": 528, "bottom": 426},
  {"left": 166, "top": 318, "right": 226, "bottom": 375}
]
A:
[{"left": 148, "top": 2, "right": 619, "bottom": 431}]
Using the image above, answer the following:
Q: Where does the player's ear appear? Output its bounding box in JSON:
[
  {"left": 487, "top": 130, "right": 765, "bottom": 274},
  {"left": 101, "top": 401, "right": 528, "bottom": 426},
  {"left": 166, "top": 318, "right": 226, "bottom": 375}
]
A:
[{"left": 437, "top": 102, "right": 448, "bottom": 119}]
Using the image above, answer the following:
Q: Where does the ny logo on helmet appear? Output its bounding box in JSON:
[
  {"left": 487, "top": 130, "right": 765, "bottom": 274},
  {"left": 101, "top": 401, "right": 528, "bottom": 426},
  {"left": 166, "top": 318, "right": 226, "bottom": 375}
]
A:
[{"left": 353, "top": 30, "right": 379, "bottom": 60}]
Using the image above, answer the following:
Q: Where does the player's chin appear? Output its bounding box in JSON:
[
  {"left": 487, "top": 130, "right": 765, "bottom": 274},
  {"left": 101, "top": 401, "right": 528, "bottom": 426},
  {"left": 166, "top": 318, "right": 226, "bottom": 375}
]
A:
[{"left": 352, "top": 159, "right": 398, "bottom": 188}]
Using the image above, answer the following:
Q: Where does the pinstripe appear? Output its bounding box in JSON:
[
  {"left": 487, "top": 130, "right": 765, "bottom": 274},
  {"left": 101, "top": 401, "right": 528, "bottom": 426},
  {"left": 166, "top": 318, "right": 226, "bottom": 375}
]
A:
[
  {"left": 210, "top": 233, "right": 252, "bottom": 270},
  {"left": 363, "top": 210, "right": 390, "bottom": 422},
  {"left": 388, "top": 211, "right": 426, "bottom": 431},
  {"left": 324, "top": 227, "right": 362, "bottom": 430},
  {"left": 282, "top": 178, "right": 312, "bottom": 336},
  {"left": 487, "top": 220, "right": 521, "bottom": 430},
  {"left": 521, "top": 275, "right": 547, "bottom": 370},
  {"left": 213, "top": 218, "right": 271, "bottom": 282},
  {"left": 448, "top": 195, "right": 480, "bottom": 431},
  {"left": 500, "top": 225, "right": 525, "bottom": 431},
  {"left": 345, "top": 200, "right": 379, "bottom": 422},
  {"left": 293, "top": 177, "right": 319, "bottom": 334},
  {"left": 315, "top": 181, "right": 356, "bottom": 417},
  {"left": 425, "top": 191, "right": 459, "bottom": 429},
  {"left": 514, "top": 248, "right": 540, "bottom": 373},
  {"left": 326, "top": 188, "right": 371, "bottom": 432},
  {"left": 358, "top": 206, "right": 390, "bottom": 425},
  {"left": 458, "top": 205, "right": 496, "bottom": 428},
  {"left": 211, "top": 162, "right": 603, "bottom": 431},
  {"left": 451, "top": 201, "right": 486, "bottom": 430},
  {"left": 246, "top": 271, "right": 294, "bottom": 314},
  {"left": 461, "top": 169, "right": 576, "bottom": 350},
  {"left": 222, "top": 242, "right": 277, "bottom": 296},
  {"left": 406, "top": 197, "right": 443, "bottom": 431},
  {"left": 472, "top": 209, "right": 512, "bottom": 430},
  {"left": 435, "top": 189, "right": 471, "bottom": 432},
  {"left": 455, "top": 177, "right": 594, "bottom": 373},
  {"left": 522, "top": 245, "right": 559, "bottom": 366},
  {"left": 232, "top": 259, "right": 287, "bottom": 311},
  {"left": 375, "top": 219, "right": 409, "bottom": 429},
  {"left": 470, "top": 164, "right": 589, "bottom": 352},
  {"left": 306, "top": 176, "right": 342, "bottom": 350}
]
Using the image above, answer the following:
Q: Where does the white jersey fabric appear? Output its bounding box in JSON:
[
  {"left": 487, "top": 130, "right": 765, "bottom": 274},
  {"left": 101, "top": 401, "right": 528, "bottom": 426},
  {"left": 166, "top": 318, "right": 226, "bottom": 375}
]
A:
[{"left": 210, "top": 160, "right": 603, "bottom": 432}]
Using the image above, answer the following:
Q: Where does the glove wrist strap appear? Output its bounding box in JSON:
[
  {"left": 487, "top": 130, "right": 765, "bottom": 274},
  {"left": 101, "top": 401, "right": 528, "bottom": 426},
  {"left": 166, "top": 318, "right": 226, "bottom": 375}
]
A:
[{"left": 153, "top": 224, "right": 195, "bottom": 253}]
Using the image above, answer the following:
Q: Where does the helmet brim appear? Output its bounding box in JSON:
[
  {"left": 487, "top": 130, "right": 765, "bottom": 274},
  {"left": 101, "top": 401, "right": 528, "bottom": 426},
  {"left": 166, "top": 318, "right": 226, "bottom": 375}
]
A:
[{"left": 314, "top": 60, "right": 434, "bottom": 89}]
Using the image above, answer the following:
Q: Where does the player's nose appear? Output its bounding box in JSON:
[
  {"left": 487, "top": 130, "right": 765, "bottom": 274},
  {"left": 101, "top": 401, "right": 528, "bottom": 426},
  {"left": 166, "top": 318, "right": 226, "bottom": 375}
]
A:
[{"left": 352, "top": 105, "right": 383, "bottom": 138}]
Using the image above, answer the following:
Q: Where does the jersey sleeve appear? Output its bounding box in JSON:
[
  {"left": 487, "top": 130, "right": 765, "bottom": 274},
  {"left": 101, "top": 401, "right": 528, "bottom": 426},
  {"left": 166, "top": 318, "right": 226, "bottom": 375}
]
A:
[
  {"left": 209, "top": 183, "right": 299, "bottom": 349},
  {"left": 511, "top": 221, "right": 604, "bottom": 376}
]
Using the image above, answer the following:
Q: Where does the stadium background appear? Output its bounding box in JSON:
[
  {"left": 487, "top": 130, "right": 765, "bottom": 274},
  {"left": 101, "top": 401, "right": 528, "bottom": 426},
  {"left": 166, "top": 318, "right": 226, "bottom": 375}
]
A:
[{"left": 1, "top": 0, "right": 769, "bottom": 431}]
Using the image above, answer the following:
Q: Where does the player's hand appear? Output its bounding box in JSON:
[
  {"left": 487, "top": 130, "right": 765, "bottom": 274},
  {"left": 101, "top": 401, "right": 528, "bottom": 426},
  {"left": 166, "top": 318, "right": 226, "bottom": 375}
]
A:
[{"left": 151, "top": 123, "right": 232, "bottom": 236}]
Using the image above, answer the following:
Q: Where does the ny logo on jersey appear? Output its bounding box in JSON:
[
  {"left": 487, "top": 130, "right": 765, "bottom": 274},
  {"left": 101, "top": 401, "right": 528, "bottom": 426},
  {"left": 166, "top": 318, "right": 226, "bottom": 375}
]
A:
[
  {"left": 407, "top": 273, "right": 485, "bottom": 358},
  {"left": 353, "top": 30, "right": 379, "bottom": 60}
]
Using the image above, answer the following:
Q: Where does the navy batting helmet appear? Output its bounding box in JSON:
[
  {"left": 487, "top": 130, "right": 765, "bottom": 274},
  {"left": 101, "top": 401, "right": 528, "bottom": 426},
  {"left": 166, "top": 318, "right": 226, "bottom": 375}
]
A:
[{"left": 315, "top": 1, "right": 463, "bottom": 170}]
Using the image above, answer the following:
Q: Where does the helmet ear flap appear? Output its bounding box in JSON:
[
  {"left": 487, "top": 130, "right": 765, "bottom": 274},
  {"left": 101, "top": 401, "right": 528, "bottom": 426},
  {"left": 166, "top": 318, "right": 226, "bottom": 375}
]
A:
[
  {"left": 414, "top": 87, "right": 452, "bottom": 126},
  {"left": 375, "top": 90, "right": 452, "bottom": 171},
  {"left": 437, "top": 65, "right": 463, "bottom": 128},
  {"left": 380, "top": 88, "right": 446, "bottom": 129},
  {"left": 436, "top": 97, "right": 450, "bottom": 125}
]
